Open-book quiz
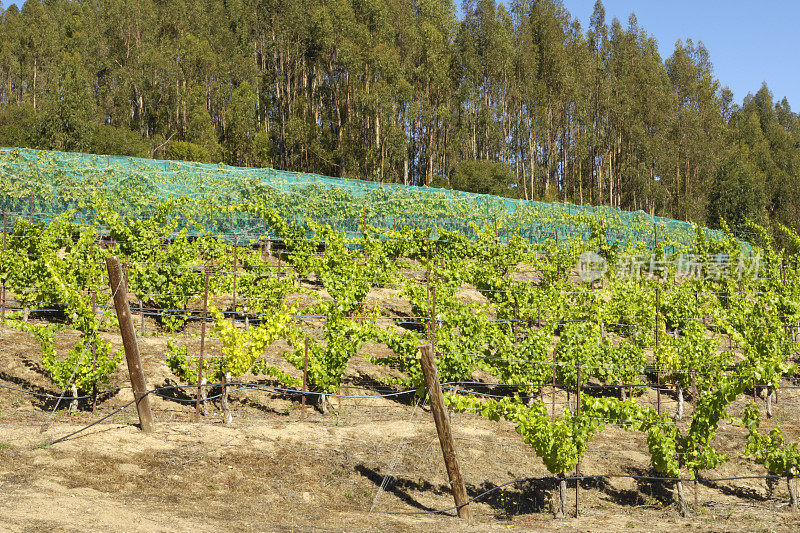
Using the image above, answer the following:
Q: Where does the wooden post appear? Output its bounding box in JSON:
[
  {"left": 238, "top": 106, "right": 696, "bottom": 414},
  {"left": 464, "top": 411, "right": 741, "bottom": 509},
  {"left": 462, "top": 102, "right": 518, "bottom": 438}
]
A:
[
  {"left": 1, "top": 208, "right": 5, "bottom": 324},
  {"left": 655, "top": 286, "right": 661, "bottom": 416},
  {"left": 691, "top": 373, "right": 699, "bottom": 513},
  {"left": 263, "top": 219, "right": 268, "bottom": 260},
  {"left": 431, "top": 286, "right": 437, "bottom": 350},
  {"left": 105, "top": 256, "right": 154, "bottom": 432},
  {"left": 302, "top": 337, "right": 308, "bottom": 422},
  {"left": 91, "top": 290, "right": 97, "bottom": 413},
  {"left": 551, "top": 347, "right": 557, "bottom": 421},
  {"left": 426, "top": 235, "right": 431, "bottom": 342},
  {"left": 575, "top": 359, "right": 581, "bottom": 517},
  {"left": 209, "top": 201, "right": 214, "bottom": 239},
  {"left": 222, "top": 371, "right": 232, "bottom": 426},
  {"left": 419, "top": 345, "right": 472, "bottom": 519},
  {"left": 232, "top": 234, "right": 238, "bottom": 326},
  {"left": 196, "top": 267, "right": 210, "bottom": 420}
]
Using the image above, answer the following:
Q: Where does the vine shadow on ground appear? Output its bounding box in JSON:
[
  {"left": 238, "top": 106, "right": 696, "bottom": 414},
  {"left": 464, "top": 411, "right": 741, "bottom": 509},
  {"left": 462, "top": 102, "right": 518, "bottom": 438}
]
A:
[
  {"left": 467, "top": 477, "right": 551, "bottom": 518},
  {"left": 627, "top": 467, "right": 680, "bottom": 507},
  {"left": 697, "top": 475, "right": 769, "bottom": 502},
  {"left": 153, "top": 377, "right": 298, "bottom": 417},
  {"left": 347, "top": 371, "right": 421, "bottom": 407},
  {"left": 0, "top": 370, "right": 119, "bottom": 411}
]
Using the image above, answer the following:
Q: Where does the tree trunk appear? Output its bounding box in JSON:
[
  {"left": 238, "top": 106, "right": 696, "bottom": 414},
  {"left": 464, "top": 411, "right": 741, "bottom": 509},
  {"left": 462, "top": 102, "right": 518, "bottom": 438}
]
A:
[
  {"left": 526, "top": 389, "right": 536, "bottom": 408},
  {"left": 766, "top": 388, "right": 774, "bottom": 418},
  {"left": 676, "top": 480, "right": 689, "bottom": 517},
  {"left": 318, "top": 392, "right": 329, "bottom": 414},
  {"left": 69, "top": 384, "right": 79, "bottom": 413},
  {"left": 789, "top": 474, "right": 798, "bottom": 511},
  {"left": 32, "top": 59, "right": 37, "bottom": 110},
  {"left": 551, "top": 473, "right": 567, "bottom": 518},
  {"left": 200, "top": 376, "right": 207, "bottom": 415},
  {"left": 675, "top": 386, "right": 684, "bottom": 420},
  {"left": 222, "top": 371, "right": 232, "bottom": 426},
  {"left": 529, "top": 133, "right": 536, "bottom": 200}
]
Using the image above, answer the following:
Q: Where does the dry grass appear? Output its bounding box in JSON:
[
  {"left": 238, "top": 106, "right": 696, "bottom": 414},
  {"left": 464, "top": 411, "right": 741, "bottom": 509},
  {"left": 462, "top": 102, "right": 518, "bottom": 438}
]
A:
[{"left": 1, "top": 290, "right": 800, "bottom": 531}]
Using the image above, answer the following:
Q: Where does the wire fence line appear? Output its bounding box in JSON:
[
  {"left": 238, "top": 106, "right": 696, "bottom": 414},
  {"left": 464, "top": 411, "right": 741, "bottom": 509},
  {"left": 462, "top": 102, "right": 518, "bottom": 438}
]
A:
[
  {"left": 4, "top": 375, "right": 799, "bottom": 440},
  {"left": 6, "top": 298, "right": 800, "bottom": 337}
]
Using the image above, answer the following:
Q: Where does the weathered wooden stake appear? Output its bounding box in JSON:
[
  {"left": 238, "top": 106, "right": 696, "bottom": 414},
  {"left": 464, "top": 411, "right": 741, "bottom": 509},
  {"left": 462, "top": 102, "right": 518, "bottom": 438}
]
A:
[
  {"left": 431, "top": 286, "right": 437, "bottom": 349},
  {"left": 575, "top": 359, "right": 581, "bottom": 517},
  {"left": 222, "top": 371, "right": 232, "bottom": 426},
  {"left": 655, "top": 286, "right": 661, "bottom": 416},
  {"left": 426, "top": 235, "right": 432, "bottom": 342},
  {"left": 196, "top": 267, "right": 210, "bottom": 420},
  {"left": 232, "top": 234, "right": 238, "bottom": 326},
  {"left": 551, "top": 348, "right": 557, "bottom": 421},
  {"left": 419, "top": 345, "right": 471, "bottom": 520},
  {"left": 105, "top": 256, "right": 154, "bottom": 432},
  {"left": 1, "top": 208, "right": 5, "bottom": 324},
  {"left": 302, "top": 337, "right": 309, "bottom": 422},
  {"left": 91, "top": 290, "right": 97, "bottom": 413},
  {"left": 268, "top": 220, "right": 271, "bottom": 263}
]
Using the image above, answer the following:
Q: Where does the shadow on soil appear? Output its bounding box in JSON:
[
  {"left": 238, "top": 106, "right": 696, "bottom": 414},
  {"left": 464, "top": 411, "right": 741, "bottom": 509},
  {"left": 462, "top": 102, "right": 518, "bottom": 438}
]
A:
[
  {"left": 0, "top": 369, "right": 120, "bottom": 411},
  {"left": 357, "top": 462, "right": 689, "bottom": 518}
]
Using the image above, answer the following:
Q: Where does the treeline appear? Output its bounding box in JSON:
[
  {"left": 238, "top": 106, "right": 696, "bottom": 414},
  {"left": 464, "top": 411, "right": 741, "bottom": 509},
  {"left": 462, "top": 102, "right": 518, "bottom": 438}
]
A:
[{"left": 0, "top": 0, "right": 798, "bottom": 236}]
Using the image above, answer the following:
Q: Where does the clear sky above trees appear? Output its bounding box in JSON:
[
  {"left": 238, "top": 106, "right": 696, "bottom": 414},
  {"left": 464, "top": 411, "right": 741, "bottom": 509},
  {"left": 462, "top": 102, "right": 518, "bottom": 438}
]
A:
[{"left": 560, "top": 0, "right": 799, "bottom": 106}]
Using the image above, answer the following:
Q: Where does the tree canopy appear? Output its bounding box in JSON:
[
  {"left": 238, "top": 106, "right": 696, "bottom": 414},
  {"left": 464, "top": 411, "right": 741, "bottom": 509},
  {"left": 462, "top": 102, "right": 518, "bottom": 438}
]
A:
[{"left": 0, "top": 0, "right": 798, "bottom": 238}]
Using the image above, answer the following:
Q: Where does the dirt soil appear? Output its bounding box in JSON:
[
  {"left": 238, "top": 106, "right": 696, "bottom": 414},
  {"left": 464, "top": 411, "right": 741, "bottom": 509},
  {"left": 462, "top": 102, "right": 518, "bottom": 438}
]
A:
[{"left": 2, "top": 300, "right": 800, "bottom": 532}]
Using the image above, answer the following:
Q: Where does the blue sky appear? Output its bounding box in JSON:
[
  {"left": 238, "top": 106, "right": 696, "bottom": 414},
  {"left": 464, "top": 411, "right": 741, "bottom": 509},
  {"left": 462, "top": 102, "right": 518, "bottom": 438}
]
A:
[{"left": 561, "top": 0, "right": 799, "bottom": 107}]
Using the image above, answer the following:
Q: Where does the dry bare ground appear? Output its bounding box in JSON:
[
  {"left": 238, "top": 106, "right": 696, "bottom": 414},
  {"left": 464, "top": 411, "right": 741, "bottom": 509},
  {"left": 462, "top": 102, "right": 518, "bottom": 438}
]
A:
[{"left": 2, "top": 307, "right": 800, "bottom": 532}]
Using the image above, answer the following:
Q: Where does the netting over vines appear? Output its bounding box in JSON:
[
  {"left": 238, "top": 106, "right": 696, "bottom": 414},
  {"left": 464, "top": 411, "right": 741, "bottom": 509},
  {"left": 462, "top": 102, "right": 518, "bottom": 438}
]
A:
[{"left": 1, "top": 147, "right": 732, "bottom": 250}]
